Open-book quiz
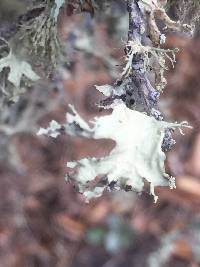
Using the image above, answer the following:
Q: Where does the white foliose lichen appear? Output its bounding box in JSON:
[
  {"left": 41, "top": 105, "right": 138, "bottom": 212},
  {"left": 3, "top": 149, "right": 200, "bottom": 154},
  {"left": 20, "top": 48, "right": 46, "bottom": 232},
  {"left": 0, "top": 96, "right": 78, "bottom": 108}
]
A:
[
  {"left": 0, "top": 50, "right": 39, "bottom": 88},
  {"left": 38, "top": 100, "right": 191, "bottom": 203},
  {"left": 37, "top": 120, "right": 61, "bottom": 138}
]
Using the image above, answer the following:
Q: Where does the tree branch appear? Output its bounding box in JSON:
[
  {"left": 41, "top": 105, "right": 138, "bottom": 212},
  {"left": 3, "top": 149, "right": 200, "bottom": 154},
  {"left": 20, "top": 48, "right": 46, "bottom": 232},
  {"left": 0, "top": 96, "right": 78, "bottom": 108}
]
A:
[{"left": 126, "top": 0, "right": 175, "bottom": 151}]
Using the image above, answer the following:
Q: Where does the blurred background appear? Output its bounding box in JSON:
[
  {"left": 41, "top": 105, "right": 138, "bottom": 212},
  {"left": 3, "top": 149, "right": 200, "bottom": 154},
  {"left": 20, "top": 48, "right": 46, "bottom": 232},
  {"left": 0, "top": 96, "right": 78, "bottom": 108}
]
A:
[{"left": 1, "top": 1, "right": 200, "bottom": 266}]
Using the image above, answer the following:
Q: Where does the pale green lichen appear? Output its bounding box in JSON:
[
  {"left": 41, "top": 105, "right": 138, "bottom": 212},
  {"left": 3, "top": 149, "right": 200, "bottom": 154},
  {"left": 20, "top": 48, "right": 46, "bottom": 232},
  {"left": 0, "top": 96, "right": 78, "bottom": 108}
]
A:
[
  {"left": 54, "top": 0, "right": 66, "bottom": 21},
  {"left": 121, "top": 40, "right": 178, "bottom": 91},
  {"left": 169, "top": 0, "right": 200, "bottom": 29},
  {"left": 19, "top": 0, "right": 66, "bottom": 73},
  {"left": 0, "top": 38, "right": 39, "bottom": 101},
  {"left": 37, "top": 120, "right": 61, "bottom": 138},
  {"left": 38, "top": 101, "right": 191, "bottom": 202},
  {"left": 0, "top": 50, "right": 39, "bottom": 87}
]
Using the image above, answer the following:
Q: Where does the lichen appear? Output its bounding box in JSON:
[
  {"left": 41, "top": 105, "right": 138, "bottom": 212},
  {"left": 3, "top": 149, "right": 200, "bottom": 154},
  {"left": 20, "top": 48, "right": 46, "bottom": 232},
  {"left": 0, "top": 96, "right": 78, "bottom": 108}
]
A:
[
  {"left": 19, "top": 1, "right": 63, "bottom": 73},
  {"left": 121, "top": 40, "right": 178, "bottom": 91},
  {"left": 38, "top": 100, "right": 191, "bottom": 202}
]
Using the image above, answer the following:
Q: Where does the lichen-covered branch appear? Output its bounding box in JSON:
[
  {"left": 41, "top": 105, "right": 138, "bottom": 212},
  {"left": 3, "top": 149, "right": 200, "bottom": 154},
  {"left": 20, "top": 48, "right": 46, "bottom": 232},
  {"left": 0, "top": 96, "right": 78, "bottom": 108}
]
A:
[
  {"left": 126, "top": 0, "right": 160, "bottom": 114},
  {"left": 37, "top": 0, "right": 193, "bottom": 202},
  {"left": 113, "top": 0, "right": 190, "bottom": 151}
]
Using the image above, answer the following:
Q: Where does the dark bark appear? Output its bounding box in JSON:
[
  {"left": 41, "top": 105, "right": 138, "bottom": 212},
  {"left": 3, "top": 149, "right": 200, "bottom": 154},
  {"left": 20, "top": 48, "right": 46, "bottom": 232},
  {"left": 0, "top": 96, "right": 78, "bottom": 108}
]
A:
[
  {"left": 127, "top": 0, "right": 160, "bottom": 116},
  {"left": 126, "top": 0, "right": 174, "bottom": 151}
]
